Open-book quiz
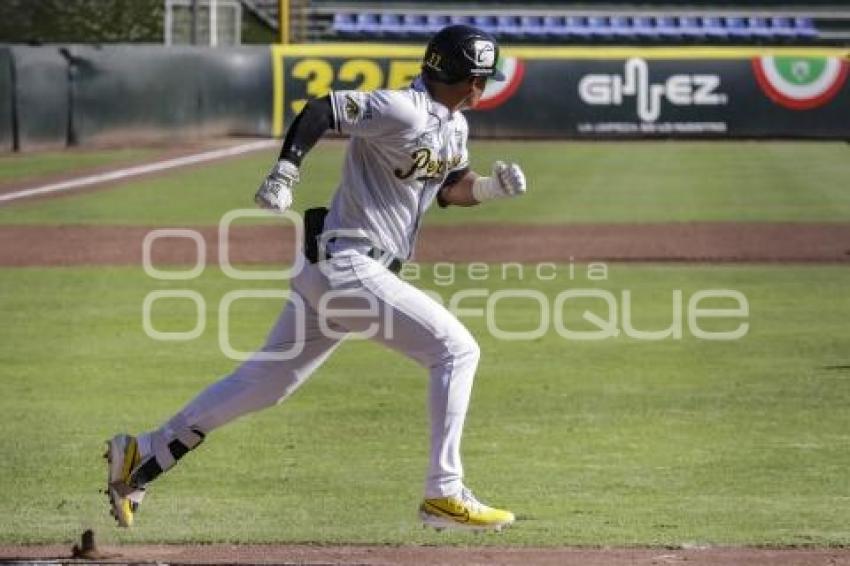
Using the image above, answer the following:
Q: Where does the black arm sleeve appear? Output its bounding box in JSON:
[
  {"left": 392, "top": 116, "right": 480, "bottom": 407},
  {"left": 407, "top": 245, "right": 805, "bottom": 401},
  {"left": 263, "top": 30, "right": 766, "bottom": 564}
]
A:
[
  {"left": 278, "top": 95, "right": 335, "bottom": 166},
  {"left": 436, "top": 167, "right": 470, "bottom": 208}
]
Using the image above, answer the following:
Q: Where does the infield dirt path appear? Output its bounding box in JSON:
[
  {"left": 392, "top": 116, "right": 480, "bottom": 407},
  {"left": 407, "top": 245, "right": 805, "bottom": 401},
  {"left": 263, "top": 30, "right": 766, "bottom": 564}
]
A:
[
  {"left": 1, "top": 222, "right": 849, "bottom": 266},
  {"left": 2, "top": 542, "right": 849, "bottom": 565}
]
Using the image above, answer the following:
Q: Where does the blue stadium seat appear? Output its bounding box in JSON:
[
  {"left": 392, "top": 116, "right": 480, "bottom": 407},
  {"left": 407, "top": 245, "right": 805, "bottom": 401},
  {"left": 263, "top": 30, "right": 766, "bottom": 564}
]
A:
[
  {"left": 543, "top": 15, "right": 570, "bottom": 39},
  {"left": 724, "top": 16, "right": 750, "bottom": 40},
  {"left": 770, "top": 16, "right": 796, "bottom": 40},
  {"left": 677, "top": 16, "right": 704, "bottom": 39},
  {"left": 333, "top": 13, "right": 357, "bottom": 37},
  {"left": 631, "top": 16, "right": 656, "bottom": 39},
  {"left": 451, "top": 14, "right": 475, "bottom": 27},
  {"left": 748, "top": 17, "right": 773, "bottom": 39},
  {"left": 334, "top": 11, "right": 821, "bottom": 46},
  {"left": 357, "top": 10, "right": 821, "bottom": 45},
  {"left": 794, "top": 17, "right": 818, "bottom": 39},
  {"left": 426, "top": 14, "right": 451, "bottom": 34},
  {"left": 497, "top": 15, "right": 523, "bottom": 39},
  {"left": 587, "top": 16, "right": 612, "bottom": 40},
  {"left": 520, "top": 15, "right": 547, "bottom": 40},
  {"left": 473, "top": 15, "right": 499, "bottom": 34},
  {"left": 403, "top": 14, "right": 429, "bottom": 39},
  {"left": 380, "top": 13, "right": 405, "bottom": 37},
  {"left": 701, "top": 16, "right": 727, "bottom": 40},
  {"left": 609, "top": 16, "right": 634, "bottom": 40},
  {"left": 563, "top": 16, "right": 590, "bottom": 40},
  {"left": 357, "top": 12, "right": 381, "bottom": 36},
  {"left": 653, "top": 16, "right": 680, "bottom": 39}
]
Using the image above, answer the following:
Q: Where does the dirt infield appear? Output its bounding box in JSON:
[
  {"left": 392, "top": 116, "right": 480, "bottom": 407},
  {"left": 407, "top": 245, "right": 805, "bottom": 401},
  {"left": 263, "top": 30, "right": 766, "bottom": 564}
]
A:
[
  {"left": 2, "top": 542, "right": 849, "bottom": 565},
  {"left": 1, "top": 222, "right": 849, "bottom": 267}
]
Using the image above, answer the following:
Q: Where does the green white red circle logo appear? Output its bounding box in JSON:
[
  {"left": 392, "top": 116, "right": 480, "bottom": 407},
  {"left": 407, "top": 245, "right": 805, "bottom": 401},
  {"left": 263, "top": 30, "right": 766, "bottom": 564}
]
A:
[
  {"left": 476, "top": 58, "right": 525, "bottom": 111},
  {"left": 753, "top": 55, "right": 848, "bottom": 110}
]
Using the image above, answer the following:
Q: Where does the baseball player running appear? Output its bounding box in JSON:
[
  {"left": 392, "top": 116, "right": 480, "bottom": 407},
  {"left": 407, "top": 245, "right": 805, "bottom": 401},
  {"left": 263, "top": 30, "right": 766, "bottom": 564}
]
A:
[{"left": 106, "top": 24, "right": 526, "bottom": 532}]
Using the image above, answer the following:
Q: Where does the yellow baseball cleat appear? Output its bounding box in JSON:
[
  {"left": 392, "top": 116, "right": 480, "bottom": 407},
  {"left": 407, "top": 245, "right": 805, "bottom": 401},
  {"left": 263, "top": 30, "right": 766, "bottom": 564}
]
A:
[
  {"left": 104, "top": 433, "right": 144, "bottom": 527},
  {"left": 420, "top": 487, "right": 515, "bottom": 532}
]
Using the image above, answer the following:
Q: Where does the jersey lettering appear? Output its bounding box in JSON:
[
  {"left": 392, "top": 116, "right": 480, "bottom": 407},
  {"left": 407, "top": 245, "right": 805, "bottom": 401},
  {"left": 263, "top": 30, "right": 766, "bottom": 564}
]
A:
[{"left": 394, "top": 148, "right": 463, "bottom": 181}]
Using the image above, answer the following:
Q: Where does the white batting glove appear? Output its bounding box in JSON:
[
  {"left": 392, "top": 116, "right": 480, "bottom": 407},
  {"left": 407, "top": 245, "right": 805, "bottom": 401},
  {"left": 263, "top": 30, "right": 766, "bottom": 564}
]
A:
[
  {"left": 472, "top": 161, "right": 527, "bottom": 203},
  {"left": 255, "top": 159, "right": 299, "bottom": 212}
]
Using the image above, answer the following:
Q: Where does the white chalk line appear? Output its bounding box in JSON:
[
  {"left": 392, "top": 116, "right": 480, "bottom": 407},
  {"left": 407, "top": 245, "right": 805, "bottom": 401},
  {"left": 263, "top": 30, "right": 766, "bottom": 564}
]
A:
[{"left": 0, "top": 139, "right": 279, "bottom": 204}]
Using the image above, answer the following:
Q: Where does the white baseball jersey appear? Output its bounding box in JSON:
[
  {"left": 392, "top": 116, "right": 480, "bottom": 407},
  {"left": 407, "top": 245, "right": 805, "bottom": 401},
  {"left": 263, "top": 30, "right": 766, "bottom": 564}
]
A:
[{"left": 325, "top": 76, "right": 469, "bottom": 260}]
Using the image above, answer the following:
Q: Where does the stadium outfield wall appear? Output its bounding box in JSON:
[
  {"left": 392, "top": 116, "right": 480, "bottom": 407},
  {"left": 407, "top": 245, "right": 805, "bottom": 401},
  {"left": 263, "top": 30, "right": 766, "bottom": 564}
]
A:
[
  {"left": 0, "top": 44, "right": 848, "bottom": 151},
  {"left": 0, "top": 45, "right": 272, "bottom": 151}
]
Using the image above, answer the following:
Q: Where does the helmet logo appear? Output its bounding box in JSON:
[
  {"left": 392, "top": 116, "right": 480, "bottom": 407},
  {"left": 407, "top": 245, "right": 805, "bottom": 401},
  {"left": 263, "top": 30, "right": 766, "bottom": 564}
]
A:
[
  {"left": 425, "top": 52, "right": 442, "bottom": 71},
  {"left": 472, "top": 40, "right": 495, "bottom": 68}
]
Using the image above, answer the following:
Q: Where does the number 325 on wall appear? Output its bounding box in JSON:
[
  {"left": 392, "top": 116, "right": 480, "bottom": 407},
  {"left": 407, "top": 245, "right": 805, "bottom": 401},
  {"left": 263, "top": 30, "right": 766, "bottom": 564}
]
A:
[{"left": 289, "top": 58, "right": 421, "bottom": 114}]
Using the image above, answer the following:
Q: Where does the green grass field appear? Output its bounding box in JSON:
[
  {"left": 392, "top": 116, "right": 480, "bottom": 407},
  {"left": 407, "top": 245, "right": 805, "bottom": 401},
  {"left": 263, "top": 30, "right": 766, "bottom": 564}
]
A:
[
  {"left": 0, "top": 264, "right": 848, "bottom": 545},
  {"left": 0, "top": 141, "right": 848, "bottom": 225},
  {"left": 0, "top": 148, "right": 155, "bottom": 186},
  {"left": 0, "top": 140, "right": 848, "bottom": 547}
]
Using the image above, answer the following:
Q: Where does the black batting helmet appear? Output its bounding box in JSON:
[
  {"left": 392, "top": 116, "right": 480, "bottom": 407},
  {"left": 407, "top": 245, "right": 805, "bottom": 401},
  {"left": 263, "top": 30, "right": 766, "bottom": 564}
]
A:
[{"left": 422, "top": 24, "right": 505, "bottom": 84}]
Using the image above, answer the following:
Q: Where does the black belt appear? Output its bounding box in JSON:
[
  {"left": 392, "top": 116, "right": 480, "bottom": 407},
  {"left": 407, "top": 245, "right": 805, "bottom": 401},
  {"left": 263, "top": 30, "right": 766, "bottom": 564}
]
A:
[
  {"left": 322, "top": 246, "right": 403, "bottom": 274},
  {"left": 303, "top": 207, "right": 402, "bottom": 274},
  {"left": 365, "top": 247, "right": 404, "bottom": 274}
]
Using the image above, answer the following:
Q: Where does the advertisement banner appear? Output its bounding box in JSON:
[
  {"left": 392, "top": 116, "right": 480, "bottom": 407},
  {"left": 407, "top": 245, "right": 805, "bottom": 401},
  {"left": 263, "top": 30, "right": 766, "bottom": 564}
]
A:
[{"left": 271, "top": 45, "right": 850, "bottom": 139}]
